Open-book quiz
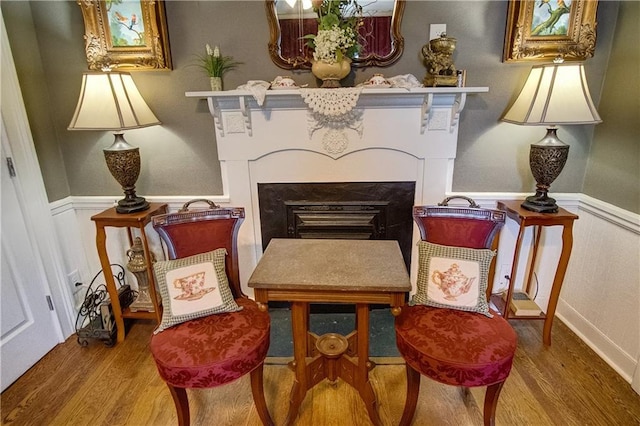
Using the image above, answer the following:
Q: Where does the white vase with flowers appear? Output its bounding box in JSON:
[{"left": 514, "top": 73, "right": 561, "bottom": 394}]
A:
[
  {"left": 305, "top": 0, "right": 362, "bottom": 88},
  {"left": 196, "top": 44, "right": 242, "bottom": 91}
]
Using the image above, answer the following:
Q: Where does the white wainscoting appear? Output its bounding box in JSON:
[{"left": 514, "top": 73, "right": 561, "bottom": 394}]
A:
[{"left": 51, "top": 193, "right": 639, "bottom": 392}]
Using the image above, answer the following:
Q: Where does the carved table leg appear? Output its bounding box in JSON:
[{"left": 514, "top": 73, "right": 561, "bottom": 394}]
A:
[
  {"left": 285, "top": 301, "right": 311, "bottom": 426},
  {"left": 355, "top": 303, "right": 383, "bottom": 426}
]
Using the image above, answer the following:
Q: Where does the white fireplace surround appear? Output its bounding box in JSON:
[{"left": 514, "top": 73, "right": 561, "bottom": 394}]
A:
[{"left": 186, "top": 87, "right": 488, "bottom": 294}]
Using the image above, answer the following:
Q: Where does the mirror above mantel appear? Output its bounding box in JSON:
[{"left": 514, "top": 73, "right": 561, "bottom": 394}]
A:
[{"left": 266, "top": 0, "right": 405, "bottom": 69}]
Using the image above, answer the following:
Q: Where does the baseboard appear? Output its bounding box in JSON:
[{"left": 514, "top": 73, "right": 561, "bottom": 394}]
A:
[{"left": 556, "top": 299, "right": 637, "bottom": 384}]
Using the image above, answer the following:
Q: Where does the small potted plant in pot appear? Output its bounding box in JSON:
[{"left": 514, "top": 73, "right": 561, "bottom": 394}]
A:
[{"left": 197, "top": 44, "right": 242, "bottom": 91}]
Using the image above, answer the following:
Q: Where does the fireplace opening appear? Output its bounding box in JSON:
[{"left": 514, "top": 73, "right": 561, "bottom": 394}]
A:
[
  {"left": 258, "top": 182, "right": 415, "bottom": 312},
  {"left": 285, "top": 201, "right": 389, "bottom": 240}
]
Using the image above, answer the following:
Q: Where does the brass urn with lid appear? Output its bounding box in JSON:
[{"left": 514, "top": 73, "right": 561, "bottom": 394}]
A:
[{"left": 422, "top": 34, "right": 458, "bottom": 87}]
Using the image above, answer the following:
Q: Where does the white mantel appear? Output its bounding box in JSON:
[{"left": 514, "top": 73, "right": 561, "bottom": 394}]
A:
[{"left": 186, "top": 87, "right": 488, "bottom": 294}]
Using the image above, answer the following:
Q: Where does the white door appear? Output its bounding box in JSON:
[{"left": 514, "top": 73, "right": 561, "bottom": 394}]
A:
[{"left": 1, "top": 133, "right": 60, "bottom": 391}]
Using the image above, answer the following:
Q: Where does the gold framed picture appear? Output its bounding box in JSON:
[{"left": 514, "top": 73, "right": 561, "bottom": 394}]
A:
[
  {"left": 78, "top": 0, "right": 172, "bottom": 71},
  {"left": 503, "top": 0, "right": 598, "bottom": 63}
]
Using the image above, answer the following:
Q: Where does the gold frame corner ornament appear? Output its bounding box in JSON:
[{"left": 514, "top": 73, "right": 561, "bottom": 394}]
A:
[
  {"left": 503, "top": 0, "right": 598, "bottom": 63},
  {"left": 77, "top": 0, "right": 172, "bottom": 71}
]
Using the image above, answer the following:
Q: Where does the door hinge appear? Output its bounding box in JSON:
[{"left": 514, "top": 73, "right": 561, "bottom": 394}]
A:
[
  {"left": 6, "top": 157, "right": 16, "bottom": 177},
  {"left": 46, "top": 295, "right": 54, "bottom": 311}
]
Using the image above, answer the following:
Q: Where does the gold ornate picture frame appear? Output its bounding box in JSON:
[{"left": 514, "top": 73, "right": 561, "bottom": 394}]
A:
[
  {"left": 503, "top": 0, "right": 598, "bottom": 63},
  {"left": 78, "top": 0, "right": 172, "bottom": 71}
]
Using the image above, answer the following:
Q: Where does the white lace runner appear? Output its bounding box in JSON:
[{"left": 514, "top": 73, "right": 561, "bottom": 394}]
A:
[
  {"left": 300, "top": 88, "right": 361, "bottom": 116},
  {"left": 299, "top": 88, "right": 364, "bottom": 141}
]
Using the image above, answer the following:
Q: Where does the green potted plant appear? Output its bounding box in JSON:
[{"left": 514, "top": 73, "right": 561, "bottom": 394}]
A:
[{"left": 196, "top": 44, "right": 242, "bottom": 91}]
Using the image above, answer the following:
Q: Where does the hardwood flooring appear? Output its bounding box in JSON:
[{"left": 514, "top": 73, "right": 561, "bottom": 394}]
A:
[{"left": 2, "top": 318, "right": 639, "bottom": 425}]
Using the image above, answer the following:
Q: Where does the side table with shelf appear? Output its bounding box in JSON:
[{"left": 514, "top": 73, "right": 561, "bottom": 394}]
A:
[
  {"left": 492, "top": 200, "right": 578, "bottom": 346},
  {"left": 91, "top": 202, "right": 168, "bottom": 343}
]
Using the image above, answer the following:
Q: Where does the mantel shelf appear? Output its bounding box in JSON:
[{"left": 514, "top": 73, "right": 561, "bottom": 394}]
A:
[{"left": 186, "top": 86, "right": 488, "bottom": 135}]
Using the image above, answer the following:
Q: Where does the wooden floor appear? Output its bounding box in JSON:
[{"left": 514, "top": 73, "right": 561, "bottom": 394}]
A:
[{"left": 2, "top": 318, "right": 639, "bottom": 426}]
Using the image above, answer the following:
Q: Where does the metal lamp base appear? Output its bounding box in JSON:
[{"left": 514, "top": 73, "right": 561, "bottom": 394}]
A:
[
  {"left": 104, "top": 133, "right": 149, "bottom": 214},
  {"left": 522, "top": 127, "right": 569, "bottom": 214},
  {"left": 116, "top": 197, "right": 149, "bottom": 214},
  {"left": 521, "top": 194, "right": 559, "bottom": 213}
]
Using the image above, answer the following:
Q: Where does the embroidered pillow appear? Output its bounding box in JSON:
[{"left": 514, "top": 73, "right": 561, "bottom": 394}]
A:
[
  {"left": 153, "top": 248, "right": 241, "bottom": 333},
  {"left": 410, "top": 241, "right": 495, "bottom": 317}
]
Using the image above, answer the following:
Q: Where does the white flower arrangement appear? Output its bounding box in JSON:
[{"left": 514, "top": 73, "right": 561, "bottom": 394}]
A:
[
  {"left": 305, "top": 0, "right": 362, "bottom": 64},
  {"left": 312, "top": 25, "right": 358, "bottom": 64}
]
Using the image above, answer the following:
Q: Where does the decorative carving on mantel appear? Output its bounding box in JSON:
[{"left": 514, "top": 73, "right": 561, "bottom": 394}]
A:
[
  {"left": 421, "top": 92, "right": 468, "bottom": 134},
  {"left": 322, "top": 129, "right": 350, "bottom": 155},
  {"left": 300, "top": 88, "right": 364, "bottom": 141}
]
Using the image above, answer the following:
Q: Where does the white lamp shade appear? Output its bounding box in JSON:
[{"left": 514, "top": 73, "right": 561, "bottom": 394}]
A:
[
  {"left": 68, "top": 72, "right": 160, "bottom": 131},
  {"left": 502, "top": 63, "right": 602, "bottom": 126}
]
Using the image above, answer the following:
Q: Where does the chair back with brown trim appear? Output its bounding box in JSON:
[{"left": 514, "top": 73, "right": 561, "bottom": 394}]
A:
[
  {"left": 153, "top": 200, "right": 245, "bottom": 299},
  {"left": 413, "top": 205, "right": 505, "bottom": 249}
]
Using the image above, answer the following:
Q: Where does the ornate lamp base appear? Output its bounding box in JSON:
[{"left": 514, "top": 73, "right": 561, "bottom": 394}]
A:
[
  {"left": 115, "top": 194, "right": 149, "bottom": 214},
  {"left": 522, "top": 193, "right": 560, "bottom": 213},
  {"left": 521, "top": 127, "right": 569, "bottom": 214},
  {"left": 104, "top": 133, "right": 149, "bottom": 214}
]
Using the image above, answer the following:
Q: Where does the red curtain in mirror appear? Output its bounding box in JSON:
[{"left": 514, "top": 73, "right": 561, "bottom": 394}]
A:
[
  {"left": 279, "top": 16, "right": 392, "bottom": 59},
  {"left": 279, "top": 19, "right": 317, "bottom": 59},
  {"left": 359, "top": 16, "right": 392, "bottom": 57}
]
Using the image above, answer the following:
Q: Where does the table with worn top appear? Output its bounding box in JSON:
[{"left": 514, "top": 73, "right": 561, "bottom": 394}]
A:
[{"left": 248, "top": 238, "right": 411, "bottom": 426}]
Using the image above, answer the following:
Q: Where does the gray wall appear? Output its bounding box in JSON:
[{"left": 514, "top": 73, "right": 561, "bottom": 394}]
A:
[
  {"left": 3, "top": 1, "right": 635, "bottom": 213},
  {"left": 583, "top": 1, "right": 639, "bottom": 213}
]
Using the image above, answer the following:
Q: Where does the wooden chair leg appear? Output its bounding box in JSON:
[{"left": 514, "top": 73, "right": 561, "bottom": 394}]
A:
[
  {"left": 399, "top": 364, "right": 421, "bottom": 426},
  {"left": 250, "top": 363, "right": 275, "bottom": 426},
  {"left": 483, "top": 381, "right": 505, "bottom": 426},
  {"left": 168, "top": 384, "right": 189, "bottom": 426}
]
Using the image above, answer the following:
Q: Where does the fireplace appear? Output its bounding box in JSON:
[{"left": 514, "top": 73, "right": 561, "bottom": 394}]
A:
[
  {"left": 258, "top": 181, "right": 415, "bottom": 269},
  {"left": 187, "top": 87, "right": 488, "bottom": 295}
]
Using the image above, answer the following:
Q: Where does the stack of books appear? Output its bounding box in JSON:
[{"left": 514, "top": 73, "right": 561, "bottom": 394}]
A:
[{"left": 503, "top": 291, "right": 542, "bottom": 316}]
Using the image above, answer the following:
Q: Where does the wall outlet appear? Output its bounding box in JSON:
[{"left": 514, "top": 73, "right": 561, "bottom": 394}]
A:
[
  {"left": 67, "top": 270, "right": 83, "bottom": 294},
  {"left": 498, "top": 264, "right": 511, "bottom": 291},
  {"left": 429, "top": 24, "right": 447, "bottom": 41}
]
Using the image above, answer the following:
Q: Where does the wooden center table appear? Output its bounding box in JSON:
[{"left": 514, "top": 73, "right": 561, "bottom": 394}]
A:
[{"left": 248, "top": 238, "right": 411, "bottom": 426}]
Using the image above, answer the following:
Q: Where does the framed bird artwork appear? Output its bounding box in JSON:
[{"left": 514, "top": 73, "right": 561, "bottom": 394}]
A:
[
  {"left": 78, "top": 0, "right": 172, "bottom": 70},
  {"left": 503, "top": 0, "right": 599, "bottom": 62}
]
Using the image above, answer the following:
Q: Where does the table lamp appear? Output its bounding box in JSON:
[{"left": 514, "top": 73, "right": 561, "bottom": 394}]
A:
[
  {"left": 68, "top": 71, "right": 160, "bottom": 213},
  {"left": 502, "top": 60, "right": 601, "bottom": 213}
]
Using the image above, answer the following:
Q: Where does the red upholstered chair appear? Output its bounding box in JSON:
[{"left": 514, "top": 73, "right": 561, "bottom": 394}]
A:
[
  {"left": 395, "top": 197, "right": 517, "bottom": 426},
  {"left": 150, "top": 200, "right": 274, "bottom": 426}
]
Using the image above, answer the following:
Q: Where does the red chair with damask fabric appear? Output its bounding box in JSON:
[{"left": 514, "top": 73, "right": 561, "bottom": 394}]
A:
[
  {"left": 395, "top": 197, "right": 517, "bottom": 426},
  {"left": 150, "top": 200, "right": 273, "bottom": 426}
]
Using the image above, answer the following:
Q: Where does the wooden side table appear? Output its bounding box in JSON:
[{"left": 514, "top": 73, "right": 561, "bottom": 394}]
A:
[
  {"left": 494, "top": 200, "right": 578, "bottom": 346},
  {"left": 248, "top": 238, "right": 411, "bottom": 426},
  {"left": 91, "top": 202, "right": 168, "bottom": 343}
]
